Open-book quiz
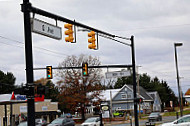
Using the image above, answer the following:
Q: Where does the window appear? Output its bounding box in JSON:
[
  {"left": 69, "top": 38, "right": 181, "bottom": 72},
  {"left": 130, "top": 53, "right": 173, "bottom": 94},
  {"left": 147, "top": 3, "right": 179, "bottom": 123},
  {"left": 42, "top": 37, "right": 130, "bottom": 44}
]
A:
[
  {"left": 127, "top": 94, "right": 132, "bottom": 98},
  {"left": 130, "top": 105, "right": 134, "bottom": 109},
  {"left": 121, "top": 94, "right": 127, "bottom": 99},
  {"left": 114, "top": 107, "right": 121, "bottom": 110},
  {"left": 178, "top": 116, "right": 190, "bottom": 124}
]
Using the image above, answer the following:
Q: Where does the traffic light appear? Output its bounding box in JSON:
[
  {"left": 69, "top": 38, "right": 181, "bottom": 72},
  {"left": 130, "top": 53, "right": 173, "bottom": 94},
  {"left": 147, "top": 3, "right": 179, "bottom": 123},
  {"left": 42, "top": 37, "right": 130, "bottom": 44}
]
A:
[
  {"left": 37, "top": 84, "right": 46, "bottom": 96},
  {"left": 139, "top": 98, "right": 143, "bottom": 103},
  {"left": 46, "top": 66, "right": 53, "bottom": 79},
  {"left": 88, "top": 31, "right": 96, "bottom": 49},
  {"left": 82, "top": 62, "right": 88, "bottom": 76},
  {"left": 64, "top": 23, "right": 74, "bottom": 42},
  {"left": 135, "top": 98, "right": 143, "bottom": 104}
]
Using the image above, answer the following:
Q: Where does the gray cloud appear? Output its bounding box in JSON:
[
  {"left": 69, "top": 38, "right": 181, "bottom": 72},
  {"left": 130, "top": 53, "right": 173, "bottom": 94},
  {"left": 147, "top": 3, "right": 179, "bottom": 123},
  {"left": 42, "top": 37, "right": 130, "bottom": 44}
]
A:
[{"left": 0, "top": 0, "right": 189, "bottom": 95}]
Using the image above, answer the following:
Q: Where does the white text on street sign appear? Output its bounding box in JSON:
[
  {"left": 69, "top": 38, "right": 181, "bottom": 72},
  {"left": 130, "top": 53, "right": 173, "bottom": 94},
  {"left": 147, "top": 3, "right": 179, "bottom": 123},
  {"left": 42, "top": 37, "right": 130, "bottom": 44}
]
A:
[
  {"left": 105, "top": 70, "right": 131, "bottom": 78},
  {"left": 31, "top": 18, "right": 62, "bottom": 40}
]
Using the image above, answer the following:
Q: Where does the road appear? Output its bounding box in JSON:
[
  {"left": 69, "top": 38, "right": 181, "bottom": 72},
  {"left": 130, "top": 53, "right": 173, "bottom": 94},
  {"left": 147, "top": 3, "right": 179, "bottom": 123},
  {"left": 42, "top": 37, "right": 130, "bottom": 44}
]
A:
[
  {"left": 76, "top": 116, "right": 177, "bottom": 126},
  {"left": 105, "top": 116, "right": 177, "bottom": 126}
]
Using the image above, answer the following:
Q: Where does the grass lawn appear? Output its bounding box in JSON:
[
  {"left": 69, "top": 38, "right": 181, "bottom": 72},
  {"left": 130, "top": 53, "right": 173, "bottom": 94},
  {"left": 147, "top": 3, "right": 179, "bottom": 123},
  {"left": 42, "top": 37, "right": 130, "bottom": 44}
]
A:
[{"left": 163, "top": 107, "right": 190, "bottom": 116}]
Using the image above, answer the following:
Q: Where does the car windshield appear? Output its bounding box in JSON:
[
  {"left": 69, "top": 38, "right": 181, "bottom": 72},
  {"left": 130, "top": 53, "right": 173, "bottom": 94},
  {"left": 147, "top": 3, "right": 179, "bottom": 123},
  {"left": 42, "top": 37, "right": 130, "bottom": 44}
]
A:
[
  {"left": 150, "top": 113, "right": 159, "bottom": 116},
  {"left": 177, "top": 116, "right": 190, "bottom": 123},
  {"left": 84, "top": 118, "right": 97, "bottom": 123},
  {"left": 51, "top": 118, "right": 64, "bottom": 124}
]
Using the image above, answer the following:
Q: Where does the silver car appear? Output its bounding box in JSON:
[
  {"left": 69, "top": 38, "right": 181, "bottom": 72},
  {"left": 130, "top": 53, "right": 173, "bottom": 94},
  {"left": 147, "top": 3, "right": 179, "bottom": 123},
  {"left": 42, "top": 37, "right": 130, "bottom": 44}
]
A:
[
  {"left": 161, "top": 114, "right": 190, "bottom": 126},
  {"left": 47, "top": 117, "right": 75, "bottom": 126},
  {"left": 148, "top": 112, "right": 162, "bottom": 122},
  {"left": 81, "top": 117, "right": 100, "bottom": 126}
]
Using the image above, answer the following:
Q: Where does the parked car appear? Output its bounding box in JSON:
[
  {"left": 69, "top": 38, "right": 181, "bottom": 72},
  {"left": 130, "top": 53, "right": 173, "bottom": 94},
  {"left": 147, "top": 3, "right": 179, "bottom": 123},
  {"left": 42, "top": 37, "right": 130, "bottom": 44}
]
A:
[
  {"left": 81, "top": 117, "right": 100, "bottom": 126},
  {"left": 113, "top": 111, "right": 125, "bottom": 117},
  {"left": 161, "top": 114, "right": 190, "bottom": 126},
  {"left": 148, "top": 112, "right": 162, "bottom": 122},
  {"left": 47, "top": 117, "right": 75, "bottom": 126},
  {"left": 35, "top": 118, "right": 47, "bottom": 126}
]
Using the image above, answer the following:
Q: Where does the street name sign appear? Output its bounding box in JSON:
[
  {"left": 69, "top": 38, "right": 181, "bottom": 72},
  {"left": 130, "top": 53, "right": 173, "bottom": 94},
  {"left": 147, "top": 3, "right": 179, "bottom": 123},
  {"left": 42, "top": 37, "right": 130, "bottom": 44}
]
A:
[
  {"left": 31, "top": 18, "right": 62, "bottom": 40},
  {"left": 105, "top": 70, "right": 131, "bottom": 78}
]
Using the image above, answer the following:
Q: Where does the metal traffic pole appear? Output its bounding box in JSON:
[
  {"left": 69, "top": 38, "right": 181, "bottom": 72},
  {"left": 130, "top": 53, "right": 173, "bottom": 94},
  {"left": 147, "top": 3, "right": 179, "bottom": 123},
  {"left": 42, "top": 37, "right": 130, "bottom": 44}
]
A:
[{"left": 21, "top": 0, "right": 35, "bottom": 125}]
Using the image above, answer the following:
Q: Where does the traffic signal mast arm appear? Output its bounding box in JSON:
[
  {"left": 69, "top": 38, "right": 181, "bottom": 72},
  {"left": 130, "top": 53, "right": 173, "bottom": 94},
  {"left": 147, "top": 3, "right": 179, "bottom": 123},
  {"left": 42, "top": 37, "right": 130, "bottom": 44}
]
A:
[
  {"left": 34, "top": 64, "right": 132, "bottom": 70},
  {"left": 30, "top": 5, "right": 115, "bottom": 38}
]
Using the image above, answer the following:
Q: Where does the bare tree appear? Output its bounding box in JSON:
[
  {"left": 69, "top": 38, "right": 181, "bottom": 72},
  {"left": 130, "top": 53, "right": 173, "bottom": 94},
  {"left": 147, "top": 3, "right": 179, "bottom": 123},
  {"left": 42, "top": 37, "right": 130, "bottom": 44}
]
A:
[{"left": 56, "top": 54, "right": 103, "bottom": 119}]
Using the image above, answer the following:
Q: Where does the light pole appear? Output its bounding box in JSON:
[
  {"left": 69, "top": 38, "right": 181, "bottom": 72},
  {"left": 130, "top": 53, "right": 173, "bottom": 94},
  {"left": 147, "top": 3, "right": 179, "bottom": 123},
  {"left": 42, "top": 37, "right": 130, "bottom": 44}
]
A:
[{"left": 174, "top": 43, "right": 183, "bottom": 117}]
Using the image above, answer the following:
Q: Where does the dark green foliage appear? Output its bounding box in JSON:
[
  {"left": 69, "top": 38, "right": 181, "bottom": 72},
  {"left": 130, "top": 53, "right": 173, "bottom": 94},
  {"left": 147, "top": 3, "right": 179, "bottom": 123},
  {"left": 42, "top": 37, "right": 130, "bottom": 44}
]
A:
[
  {"left": 45, "top": 80, "right": 59, "bottom": 102},
  {"left": 0, "top": 70, "right": 16, "bottom": 94}
]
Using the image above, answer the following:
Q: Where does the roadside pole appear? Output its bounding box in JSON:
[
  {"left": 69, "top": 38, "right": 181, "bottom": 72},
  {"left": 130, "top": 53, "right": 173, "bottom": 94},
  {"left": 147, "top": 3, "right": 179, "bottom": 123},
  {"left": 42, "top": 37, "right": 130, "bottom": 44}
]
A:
[
  {"left": 131, "top": 36, "right": 139, "bottom": 126},
  {"left": 21, "top": 0, "right": 35, "bottom": 126}
]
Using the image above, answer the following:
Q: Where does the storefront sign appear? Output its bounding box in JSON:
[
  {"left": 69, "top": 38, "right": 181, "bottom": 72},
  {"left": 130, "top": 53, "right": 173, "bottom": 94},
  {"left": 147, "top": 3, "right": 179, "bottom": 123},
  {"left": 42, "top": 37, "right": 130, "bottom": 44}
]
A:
[
  {"left": 20, "top": 106, "right": 27, "bottom": 113},
  {"left": 42, "top": 106, "right": 48, "bottom": 111},
  {"left": 16, "top": 95, "right": 27, "bottom": 101}
]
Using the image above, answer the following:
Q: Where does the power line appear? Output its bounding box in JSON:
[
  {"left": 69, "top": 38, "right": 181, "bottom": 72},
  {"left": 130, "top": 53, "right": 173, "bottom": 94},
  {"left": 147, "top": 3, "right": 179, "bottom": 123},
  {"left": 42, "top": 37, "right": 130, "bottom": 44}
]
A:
[
  {"left": 0, "top": 41, "right": 23, "bottom": 48},
  {"left": 111, "top": 23, "right": 190, "bottom": 32},
  {"left": 0, "top": 40, "right": 65, "bottom": 58},
  {"left": 0, "top": 35, "right": 69, "bottom": 57}
]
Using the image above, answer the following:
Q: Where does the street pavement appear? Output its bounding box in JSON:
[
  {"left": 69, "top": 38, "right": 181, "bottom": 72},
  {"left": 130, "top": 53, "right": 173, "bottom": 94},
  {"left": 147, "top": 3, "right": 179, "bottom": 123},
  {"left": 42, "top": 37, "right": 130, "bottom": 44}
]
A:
[{"left": 75, "top": 116, "right": 177, "bottom": 126}]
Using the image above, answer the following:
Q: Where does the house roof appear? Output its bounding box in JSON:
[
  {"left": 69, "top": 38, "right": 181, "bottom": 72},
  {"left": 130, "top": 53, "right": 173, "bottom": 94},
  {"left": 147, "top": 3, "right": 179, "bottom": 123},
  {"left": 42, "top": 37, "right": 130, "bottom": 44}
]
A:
[
  {"left": 185, "top": 88, "right": 190, "bottom": 95},
  {"left": 127, "top": 85, "right": 153, "bottom": 101},
  {"left": 100, "top": 84, "right": 153, "bottom": 101},
  {"left": 99, "top": 89, "right": 120, "bottom": 101}
]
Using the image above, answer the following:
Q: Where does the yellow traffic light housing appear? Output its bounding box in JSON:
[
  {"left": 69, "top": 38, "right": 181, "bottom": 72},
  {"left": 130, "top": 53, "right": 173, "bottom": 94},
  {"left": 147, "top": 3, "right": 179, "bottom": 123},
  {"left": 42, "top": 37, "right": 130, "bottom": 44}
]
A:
[
  {"left": 88, "top": 31, "right": 96, "bottom": 49},
  {"left": 82, "top": 62, "right": 88, "bottom": 76},
  {"left": 46, "top": 66, "right": 53, "bottom": 79},
  {"left": 64, "top": 23, "right": 74, "bottom": 42}
]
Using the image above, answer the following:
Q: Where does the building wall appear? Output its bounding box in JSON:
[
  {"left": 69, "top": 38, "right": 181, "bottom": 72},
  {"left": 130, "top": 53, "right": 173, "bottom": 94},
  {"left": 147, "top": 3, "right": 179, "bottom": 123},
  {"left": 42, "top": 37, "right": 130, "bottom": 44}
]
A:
[
  {"left": 0, "top": 100, "right": 58, "bottom": 126},
  {"left": 113, "top": 87, "right": 133, "bottom": 101},
  {"left": 112, "top": 102, "right": 134, "bottom": 110}
]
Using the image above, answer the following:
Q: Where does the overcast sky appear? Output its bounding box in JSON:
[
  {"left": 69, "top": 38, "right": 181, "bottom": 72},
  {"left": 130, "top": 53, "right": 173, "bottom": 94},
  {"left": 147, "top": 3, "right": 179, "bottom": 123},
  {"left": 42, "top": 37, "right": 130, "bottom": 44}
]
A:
[{"left": 0, "top": 0, "right": 189, "bottom": 95}]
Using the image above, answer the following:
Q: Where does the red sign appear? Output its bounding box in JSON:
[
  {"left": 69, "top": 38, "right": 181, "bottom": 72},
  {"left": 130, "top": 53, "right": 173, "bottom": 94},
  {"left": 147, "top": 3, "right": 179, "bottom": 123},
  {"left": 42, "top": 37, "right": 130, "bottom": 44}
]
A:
[{"left": 35, "top": 95, "right": 44, "bottom": 102}]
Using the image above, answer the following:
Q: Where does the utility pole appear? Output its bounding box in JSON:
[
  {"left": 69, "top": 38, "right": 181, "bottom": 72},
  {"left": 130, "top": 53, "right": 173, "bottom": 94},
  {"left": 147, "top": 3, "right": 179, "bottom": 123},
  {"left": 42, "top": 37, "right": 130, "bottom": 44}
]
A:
[
  {"left": 21, "top": 0, "right": 35, "bottom": 125},
  {"left": 174, "top": 43, "right": 183, "bottom": 117},
  {"left": 131, "top": 36, "right": 139, "bottom": 126}
]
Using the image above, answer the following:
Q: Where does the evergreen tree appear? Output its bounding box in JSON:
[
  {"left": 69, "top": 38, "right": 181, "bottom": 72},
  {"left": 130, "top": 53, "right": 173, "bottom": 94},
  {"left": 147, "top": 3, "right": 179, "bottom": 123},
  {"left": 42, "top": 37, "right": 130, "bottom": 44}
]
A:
[{"left": 0, "top": 70, "right": 16, "bottom": 94}]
